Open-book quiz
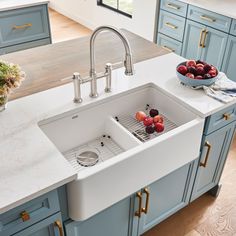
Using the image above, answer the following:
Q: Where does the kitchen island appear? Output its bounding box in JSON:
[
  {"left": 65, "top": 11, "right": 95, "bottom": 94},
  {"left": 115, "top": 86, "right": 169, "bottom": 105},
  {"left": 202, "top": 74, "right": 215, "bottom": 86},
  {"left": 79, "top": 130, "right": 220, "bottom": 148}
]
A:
[{"left": 0, "top": 30, "right": 236, "bottom": 236}]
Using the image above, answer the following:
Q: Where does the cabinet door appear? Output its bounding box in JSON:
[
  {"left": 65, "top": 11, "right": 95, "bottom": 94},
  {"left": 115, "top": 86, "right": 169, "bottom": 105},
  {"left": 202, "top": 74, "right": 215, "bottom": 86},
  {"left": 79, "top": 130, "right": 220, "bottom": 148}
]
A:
[
  {"left": 12, "top": 212, "right": 64, "bottom": 236},
  {"left": 65, "top": 197, "right": 132, "bottom": 236},
  {"left": 136, "top": 162, "right": 195, "bottom": 235},
  {"left": 222, "top": 35, "right": 236, "bottom": 82},
  {"left": 191, "top": 122, "right": 236, "bottom": 202},
  {"left": 182, "top": 20, "right": 204, "bottom": 60},
  {"left": 200, "top": 27, "right": 228, "bottom": 69}
]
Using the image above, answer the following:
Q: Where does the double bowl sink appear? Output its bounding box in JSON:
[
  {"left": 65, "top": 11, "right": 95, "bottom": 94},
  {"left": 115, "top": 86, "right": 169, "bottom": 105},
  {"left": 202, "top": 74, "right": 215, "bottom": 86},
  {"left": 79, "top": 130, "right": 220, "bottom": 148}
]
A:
[{"left": 39, "top": 83, "right": 204, "bottom": 221}]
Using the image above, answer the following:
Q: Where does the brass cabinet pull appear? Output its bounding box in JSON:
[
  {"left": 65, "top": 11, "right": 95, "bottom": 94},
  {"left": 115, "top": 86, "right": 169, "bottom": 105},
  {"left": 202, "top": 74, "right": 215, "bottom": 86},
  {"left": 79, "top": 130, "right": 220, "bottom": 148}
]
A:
[
  {"left": 20, "top": 210, "right": 30, "bottom": 222},
  {"left": 200, "top": 141, "right": 212, "bottom": 167},
  {"left": 166, "top": 3, "right": 180, "bottom": 10},
  {"left": 12, "top": 23, "right": 32, "bottom": 30},
  {"left": 199, "top": 29, "right": 205, "bottom": 48},
  {"left": 165, "top": 22, "right": 178, "bottom": 29},
  {"left": 202, "top": 30, "right": 208, "bottom": 48},
  {"left": 135, "top": 192, "right": 142, "bottom": 218},
  {"left": 141, "top": 188, "right": 150, "bottom": 214},
  {"left": 223, "top": 113, "right": 231, "bottom": 120},
  {"left": 161, "top": 45, "right": 175, "bottom": 52},
  {"left": 200, "top": 15, "right": 216, "bottom": 22},
  {"left": 54, "top": 220, "right": 64, "bottom": 236}
]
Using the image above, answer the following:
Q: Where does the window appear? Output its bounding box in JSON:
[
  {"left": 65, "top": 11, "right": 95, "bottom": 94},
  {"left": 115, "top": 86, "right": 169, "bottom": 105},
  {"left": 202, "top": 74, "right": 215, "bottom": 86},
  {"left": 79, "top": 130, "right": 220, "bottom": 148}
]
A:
[{"left": 97, "top": 0, "right": 133, "bottom": 18}]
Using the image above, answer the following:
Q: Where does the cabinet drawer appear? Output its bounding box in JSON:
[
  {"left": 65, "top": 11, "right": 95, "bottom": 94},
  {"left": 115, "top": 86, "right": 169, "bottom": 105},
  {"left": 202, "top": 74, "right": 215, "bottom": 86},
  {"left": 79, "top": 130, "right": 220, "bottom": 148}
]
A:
[
  {"left": 0, "top": 190, "right": 60, "bottom": 236},
  {"left": 157, "top": 33, "right": 182, "bottom": 55},
  {"left": 0, "top": 5, "right": 50, "bottom": 48},
  {"left": 0, "top": 38, "right": 51, "bottom": 55},
  {"left": 204, "top": 104, "right": 236, "bottom": 134},
  {"left": 159, "top": 10, "right": 186, "bottom": 42},
  {"left": 230, "top": 19, "right": 236, "bottom": 36},
  {"left": 160, "top": 0, "right": 187, "bottom": 17},
  {"left": 187, "top": 5, "right": 232, "bottom": 33}
]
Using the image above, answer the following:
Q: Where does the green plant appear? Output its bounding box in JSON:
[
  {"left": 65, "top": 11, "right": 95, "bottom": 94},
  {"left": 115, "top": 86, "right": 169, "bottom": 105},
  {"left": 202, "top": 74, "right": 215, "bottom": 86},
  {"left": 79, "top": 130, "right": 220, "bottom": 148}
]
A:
[{"left": 0, "top": 60, "right": 25, "bottom": 105}]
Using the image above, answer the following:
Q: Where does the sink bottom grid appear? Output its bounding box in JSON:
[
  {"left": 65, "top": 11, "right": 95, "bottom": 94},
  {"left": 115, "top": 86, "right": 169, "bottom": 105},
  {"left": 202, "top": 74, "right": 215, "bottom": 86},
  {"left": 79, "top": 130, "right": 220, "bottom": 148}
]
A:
[
  {"left": 63, "top": 135, "right": 124, "bottom": 172},
  {"left": 114, "top": 104, "right": 178, "bottom": 143}
]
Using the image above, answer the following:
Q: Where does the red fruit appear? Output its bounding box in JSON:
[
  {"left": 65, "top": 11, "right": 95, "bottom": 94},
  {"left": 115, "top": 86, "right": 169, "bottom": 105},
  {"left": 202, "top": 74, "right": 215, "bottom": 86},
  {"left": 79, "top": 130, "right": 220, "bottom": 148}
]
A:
[
  {"left": 149, "top": 109, "right": 159, "bottom": 117},
  {"left": 196, "top": 63, "right": 204, "bottom": 69},
  {"left": 208, "top": 69, "right": 217, "bottom": 77},
  {"left": 154, "top": 123, "right": 165, "bottom": 133},
  {"left": 143, "top": 117, "right": 154, "bottom": 127},
  {"left": 187, "top": 66, "right": 197, "bottom": 75},
  {"left": 177, "top": 65, "right": 188, "bottom": 75},
  {"left": 135, "top": 111, "right": 147, "bottom": 122},
  {"left": 211, "top": 65, "right": 217, "bottom": 71},
  {"left": 153, "top": 115, "right": 164, "bottom": 124},
  {"left": 145, "top": 126, "right": 155, "bottom": 134},
  {"left": 195, "top": 75, "right": 203, "bottom": 80},
  {"left": 196, "top": 67, "right": 205, "bottom": 76},
  {"left": 185, "top": 73, "right": 195, "bottom": 79},
  {"left": 203, "top": 64, "right": 211, "bottom": 73},
  {"left": 203, "top": 73, "right": 212, "bottom": 79},
  {"left": 186, "top": 60, "right": 197, "bottom": 67}
]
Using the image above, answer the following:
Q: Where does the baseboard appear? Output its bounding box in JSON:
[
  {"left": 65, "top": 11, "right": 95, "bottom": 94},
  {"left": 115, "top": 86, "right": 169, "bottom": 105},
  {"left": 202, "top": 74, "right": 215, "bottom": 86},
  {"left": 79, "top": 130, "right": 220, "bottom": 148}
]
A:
[{"left": 49, "top": 3, "right": 95, "bottom": 30}]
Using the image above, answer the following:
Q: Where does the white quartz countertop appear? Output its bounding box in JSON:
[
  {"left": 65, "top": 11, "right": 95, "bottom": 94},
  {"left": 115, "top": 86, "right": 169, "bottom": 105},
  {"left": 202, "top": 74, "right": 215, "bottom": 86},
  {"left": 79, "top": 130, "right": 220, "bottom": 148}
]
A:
[
  {"left": 0, "top": 0, "right": 49, "bottom": 11},
  {"left": 179, "top": 0, "right": 236, "bottom": 19},
  {"left": 0, "top": 53, "right": 235, "bottom": 215}
]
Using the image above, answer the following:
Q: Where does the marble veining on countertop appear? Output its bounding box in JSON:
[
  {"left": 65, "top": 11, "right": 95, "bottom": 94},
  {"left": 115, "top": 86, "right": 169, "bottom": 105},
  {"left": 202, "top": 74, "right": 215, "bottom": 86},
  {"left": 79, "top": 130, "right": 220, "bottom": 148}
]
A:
[
  {"left": 0, "top": 53, "right": 235, "bottom": 215},
  {"left": 0, "top": 0, "right": 49, "bottom": 11},
  {"left": 179, "top": 0, "right": 236, "bottom": 19}
]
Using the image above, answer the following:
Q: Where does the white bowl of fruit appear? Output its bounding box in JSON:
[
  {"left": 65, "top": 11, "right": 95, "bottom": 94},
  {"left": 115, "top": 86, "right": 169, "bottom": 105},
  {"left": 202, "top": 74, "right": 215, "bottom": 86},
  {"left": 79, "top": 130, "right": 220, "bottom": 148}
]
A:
[{"left": 176, "top": 59, "right": 219, "bottom": 87}]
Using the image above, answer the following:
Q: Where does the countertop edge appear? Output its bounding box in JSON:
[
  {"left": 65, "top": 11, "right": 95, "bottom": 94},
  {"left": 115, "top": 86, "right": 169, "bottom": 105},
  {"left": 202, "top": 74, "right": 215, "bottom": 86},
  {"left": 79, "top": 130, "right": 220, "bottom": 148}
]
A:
[{"left": 0, "top": 0, "right": 49, "bottom": 12}]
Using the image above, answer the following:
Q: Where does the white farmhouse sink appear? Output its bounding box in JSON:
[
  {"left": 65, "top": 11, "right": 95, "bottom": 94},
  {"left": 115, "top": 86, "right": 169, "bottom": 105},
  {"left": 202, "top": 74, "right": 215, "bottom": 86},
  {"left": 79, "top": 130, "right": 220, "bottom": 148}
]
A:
[{"left": 39, "top": 83, "right": 204, "bottom": 221}]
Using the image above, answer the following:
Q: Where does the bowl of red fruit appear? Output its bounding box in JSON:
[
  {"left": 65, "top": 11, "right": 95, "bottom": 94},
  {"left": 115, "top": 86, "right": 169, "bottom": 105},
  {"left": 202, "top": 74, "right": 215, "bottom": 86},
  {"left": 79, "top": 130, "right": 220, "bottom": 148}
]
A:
[{"left": 176, "top": 60, "right": 218, "bottom": 87}]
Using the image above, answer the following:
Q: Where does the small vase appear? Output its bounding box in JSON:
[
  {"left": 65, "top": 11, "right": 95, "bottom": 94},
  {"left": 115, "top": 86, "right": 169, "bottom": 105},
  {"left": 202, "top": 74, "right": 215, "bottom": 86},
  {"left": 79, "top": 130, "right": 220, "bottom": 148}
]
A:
[{"left": 0, "top": 94, "right": 8, "bottom": 112}]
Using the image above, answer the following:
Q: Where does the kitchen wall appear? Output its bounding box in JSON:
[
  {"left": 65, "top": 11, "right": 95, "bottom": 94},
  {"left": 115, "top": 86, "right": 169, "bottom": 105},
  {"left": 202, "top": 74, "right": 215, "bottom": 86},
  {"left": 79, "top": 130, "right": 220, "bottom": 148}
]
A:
[{"left": 49, "top": 0, "right": 159, "bottom": 41}]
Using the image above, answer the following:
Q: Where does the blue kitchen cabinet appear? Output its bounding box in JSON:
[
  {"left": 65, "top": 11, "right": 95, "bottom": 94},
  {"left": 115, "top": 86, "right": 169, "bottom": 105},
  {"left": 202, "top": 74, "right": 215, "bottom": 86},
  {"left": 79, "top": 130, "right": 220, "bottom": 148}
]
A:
[
  {"left": 0, "top": 4, "right": 51, "bottom": 55},
  {"left": 191, "top": 120, "right": 236, "bottom": 202},
  {"left": 64, "top": 197, "right": 132, "bottom": 236},
  {"left": 182, "top": 20, "right": 205, "bottom": 60},
  {"left": 222, "top": 35, "right": 236, "bottom": 81},
  {"left": 182, "top": 20, "right": 228, "bottom": 69},
  {"left": 12, "top": 213, "right": 64, "bottom": 236},
  {"left": 133, "top": 162, "right": 196, "bottom": 236}
]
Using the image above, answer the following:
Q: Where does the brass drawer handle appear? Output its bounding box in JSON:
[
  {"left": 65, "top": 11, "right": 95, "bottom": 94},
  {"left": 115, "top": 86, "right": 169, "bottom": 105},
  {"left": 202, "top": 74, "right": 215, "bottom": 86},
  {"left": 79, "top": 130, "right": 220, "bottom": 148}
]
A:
[
  {"left": 199, "top": 29, "right": 206, "bottom": 48},
  {"left": 12, "top": 23, "right": 32, "bottom": 30},
  {"left": 166, "top": 3, "right": 180, "bottom": 10},
  {"left": 54, "top": 220, "right": 64, "bottom": 236},
  {"left": 20, "top": 210, "right": 30, "bottom": 222},
  {"left": 202, "top": 30, "right": 208, "bottom": 48},
  {"left": 200, "top": 15, "right": 216, "bottom": 22},
  {"left": 141, "top": 188, "right": 150, "bottom": 214},
  {"left": 223, "top": 113, "right": 231, "bottom": 120},
  {"left": 200, "top": 141, "right": 212, "bottom": 167},
  {"left": 161, "top": 45, "right": 175, "bottom": 52},
  {"left": 135, "top": 191, "right": 142, "bottom": 218},
  {"left": 165, "top": 22, "right": 178, "bottom": 29}
]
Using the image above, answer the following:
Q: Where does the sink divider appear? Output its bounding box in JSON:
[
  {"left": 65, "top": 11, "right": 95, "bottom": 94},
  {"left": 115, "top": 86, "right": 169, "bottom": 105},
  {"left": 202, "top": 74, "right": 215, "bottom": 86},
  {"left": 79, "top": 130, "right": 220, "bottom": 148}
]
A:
[{"left": 105, "top": 117, "right": 142, "bottom": 151}]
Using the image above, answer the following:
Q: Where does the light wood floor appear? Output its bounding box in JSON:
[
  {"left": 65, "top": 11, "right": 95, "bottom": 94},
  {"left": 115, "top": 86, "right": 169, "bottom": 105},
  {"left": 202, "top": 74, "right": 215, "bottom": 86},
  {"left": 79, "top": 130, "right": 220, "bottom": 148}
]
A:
[
  {"left": 48, "top": 8, "right": 92, "bottom": 43},
  {"left": 49, "top": 10, "right": 236, "bottom": 236}
]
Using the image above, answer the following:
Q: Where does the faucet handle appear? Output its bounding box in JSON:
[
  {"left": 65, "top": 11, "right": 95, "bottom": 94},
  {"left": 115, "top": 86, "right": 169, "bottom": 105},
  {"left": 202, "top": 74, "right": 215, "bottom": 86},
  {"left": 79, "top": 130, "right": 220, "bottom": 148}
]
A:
[{"left": 73, "top": 72, "right": 83, "bottom": 103}]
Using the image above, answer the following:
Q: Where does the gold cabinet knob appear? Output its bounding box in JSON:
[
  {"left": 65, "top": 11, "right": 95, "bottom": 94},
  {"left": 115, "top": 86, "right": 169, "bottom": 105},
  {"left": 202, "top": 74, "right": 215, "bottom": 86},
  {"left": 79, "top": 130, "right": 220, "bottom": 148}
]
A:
[
  {"left": 223, "top": 113, "right": 231, "bottom": 120},
  {"left": 20, "top": 210, "right": 30, "bottom": 222}
]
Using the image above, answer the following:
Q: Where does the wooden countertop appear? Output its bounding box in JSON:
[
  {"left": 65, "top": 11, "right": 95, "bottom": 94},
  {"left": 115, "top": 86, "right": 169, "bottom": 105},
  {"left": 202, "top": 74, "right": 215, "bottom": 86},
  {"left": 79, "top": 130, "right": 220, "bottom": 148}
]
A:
[{"left": 0, "top": 29, "right": 169, "bottom": 101}]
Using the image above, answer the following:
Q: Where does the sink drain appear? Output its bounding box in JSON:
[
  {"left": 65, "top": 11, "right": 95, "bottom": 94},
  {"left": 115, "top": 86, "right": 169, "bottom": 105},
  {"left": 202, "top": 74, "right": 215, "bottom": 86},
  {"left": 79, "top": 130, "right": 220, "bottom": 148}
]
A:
[{"left": 77, "top": 150, "right": 99, "bottom": 167}]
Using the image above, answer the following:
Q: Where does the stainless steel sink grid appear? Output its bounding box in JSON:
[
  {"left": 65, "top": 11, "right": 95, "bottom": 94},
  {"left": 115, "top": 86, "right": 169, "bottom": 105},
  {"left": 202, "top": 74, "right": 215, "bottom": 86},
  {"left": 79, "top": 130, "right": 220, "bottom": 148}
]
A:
[
  {"left": 115, "top": 105, "right": 178, "bottom": 143},
  {"left": 64, "top": 135, "right": 124, "bottom": 172}
]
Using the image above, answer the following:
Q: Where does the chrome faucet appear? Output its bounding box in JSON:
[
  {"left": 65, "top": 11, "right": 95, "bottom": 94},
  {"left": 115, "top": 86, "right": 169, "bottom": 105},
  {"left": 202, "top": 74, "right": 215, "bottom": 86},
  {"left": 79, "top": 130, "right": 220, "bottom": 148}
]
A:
[{"left": 72, "top": 25, "right": 134, "bottom": 103}]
